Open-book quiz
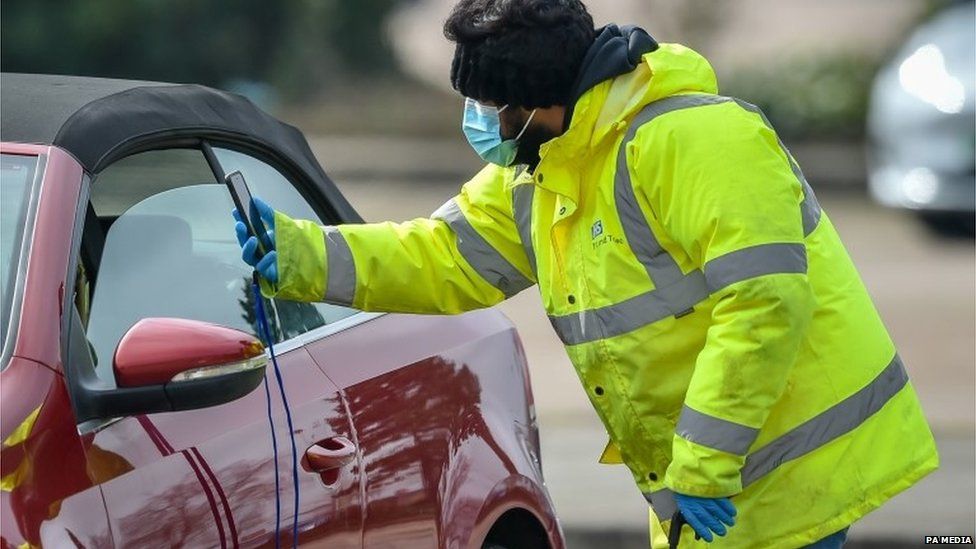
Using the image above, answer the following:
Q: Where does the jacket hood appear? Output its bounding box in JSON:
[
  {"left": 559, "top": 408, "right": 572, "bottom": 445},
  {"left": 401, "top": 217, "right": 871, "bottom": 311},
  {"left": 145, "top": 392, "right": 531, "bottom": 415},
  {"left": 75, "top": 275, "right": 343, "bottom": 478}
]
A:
[
  {"left": 562, "top": 24, "right": 659, "bottom": 130},
  {"left": 545, "top": 40, "right": 720, "bottom": 160}
]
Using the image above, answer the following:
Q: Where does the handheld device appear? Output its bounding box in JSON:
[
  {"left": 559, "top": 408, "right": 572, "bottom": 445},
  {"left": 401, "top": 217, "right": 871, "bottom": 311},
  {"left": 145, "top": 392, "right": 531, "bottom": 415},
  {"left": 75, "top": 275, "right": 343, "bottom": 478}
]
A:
[{"left": 225, "top": 170, "right": 273, "bottom": 259}]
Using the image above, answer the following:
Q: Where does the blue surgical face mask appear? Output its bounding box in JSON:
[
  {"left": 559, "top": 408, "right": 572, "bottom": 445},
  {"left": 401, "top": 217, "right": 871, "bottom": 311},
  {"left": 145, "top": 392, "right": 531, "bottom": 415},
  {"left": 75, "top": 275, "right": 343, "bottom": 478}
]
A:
[{"left": 462, "top": 98, "right": 537, "bottom": 167}]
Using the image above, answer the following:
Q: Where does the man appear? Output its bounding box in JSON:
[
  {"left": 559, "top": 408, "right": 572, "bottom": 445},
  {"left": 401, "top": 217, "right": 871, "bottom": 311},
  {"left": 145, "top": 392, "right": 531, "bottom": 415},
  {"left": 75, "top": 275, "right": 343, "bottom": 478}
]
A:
[{"left": 233, "top": 1, "right": 939, "bottom": 546}]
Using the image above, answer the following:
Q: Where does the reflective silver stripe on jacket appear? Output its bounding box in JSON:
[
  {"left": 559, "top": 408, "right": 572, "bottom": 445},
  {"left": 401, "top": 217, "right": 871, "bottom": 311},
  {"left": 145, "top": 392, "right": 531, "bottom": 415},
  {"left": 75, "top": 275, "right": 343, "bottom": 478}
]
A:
[
  {"left": 432, "top": 198, "right": 533, "bottom": 297},
  {"left": 676, "top": 405, "right": 760, "bottom": 456},
  {"left": 512, "top": 184, "right": 537, "bottom": 275},
  {"left": 731, "top": 98, "right": 822, "bottom": 237},
  {"left": 643, "top": 355, "right": 908, "bottom": 519},
  {"left": 549, "top": 94, "right": 815, "bottom": 345},
  {"left": 740, "top": 354, "right": 908, "bottom": 485},
  {"left": 704, "top": 243, "right": 807, "bottom": 293},
  {"left": 549, "top": 271, "right": 709, "bottom": 345},
  {"left": 323, "top": 226, "right": 356, "bottom": 305},
  {"left": 613, "top": 95, "right": 732, "bottom": 288},
  {"left": 549, "top": 242, "right": 806, "bottom": 345},
  {"left": 643, "top": 488, "right": 677, "bottom": 521}
]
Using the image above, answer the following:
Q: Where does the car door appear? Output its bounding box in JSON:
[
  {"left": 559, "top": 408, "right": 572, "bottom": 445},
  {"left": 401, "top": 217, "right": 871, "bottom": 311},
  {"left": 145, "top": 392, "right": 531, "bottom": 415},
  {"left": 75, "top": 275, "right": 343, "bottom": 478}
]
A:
[
  {"left": 206, "top": 147, "right": 460, "bottom": 546},
  {"left": 76, "top": 145, "right": 364, "bottom": 547}
]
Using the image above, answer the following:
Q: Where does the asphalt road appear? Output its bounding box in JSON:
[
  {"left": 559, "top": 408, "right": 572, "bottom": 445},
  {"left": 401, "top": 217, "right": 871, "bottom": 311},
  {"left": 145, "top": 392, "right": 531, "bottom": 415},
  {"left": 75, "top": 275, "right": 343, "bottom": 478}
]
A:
[{"left": 320, "top": 144, "right": 975, "bottom": 545}]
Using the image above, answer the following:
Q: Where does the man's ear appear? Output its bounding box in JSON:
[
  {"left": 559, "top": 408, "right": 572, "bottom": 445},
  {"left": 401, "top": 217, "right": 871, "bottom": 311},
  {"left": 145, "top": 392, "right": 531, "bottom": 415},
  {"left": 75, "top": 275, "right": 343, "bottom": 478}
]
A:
[{"left": 534, "top": 105, "right": 568, "bottom": 137}]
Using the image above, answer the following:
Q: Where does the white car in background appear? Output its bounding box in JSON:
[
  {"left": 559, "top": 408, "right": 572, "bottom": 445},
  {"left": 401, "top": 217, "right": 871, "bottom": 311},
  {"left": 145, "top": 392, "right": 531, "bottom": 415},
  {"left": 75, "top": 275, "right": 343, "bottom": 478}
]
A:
[{"left": 867, "top": 0, "right": 975, "bottom": 236}]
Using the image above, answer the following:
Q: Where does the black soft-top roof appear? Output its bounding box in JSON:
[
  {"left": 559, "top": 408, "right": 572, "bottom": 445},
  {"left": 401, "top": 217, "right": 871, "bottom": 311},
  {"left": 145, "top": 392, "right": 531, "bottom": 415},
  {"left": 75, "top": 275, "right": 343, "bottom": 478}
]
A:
[
  {"left": 1, "top": 73, "right": 175, "bottom": 146},
  {"left": 0, "top": 73, "right": 360, "bottom": 222}
]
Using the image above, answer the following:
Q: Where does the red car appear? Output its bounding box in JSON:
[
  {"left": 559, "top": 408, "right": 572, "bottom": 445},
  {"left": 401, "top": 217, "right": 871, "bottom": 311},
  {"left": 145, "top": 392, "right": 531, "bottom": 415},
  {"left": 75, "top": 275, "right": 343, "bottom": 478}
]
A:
[{"left": 0, "top": 73, "right": 563, "bottom": 549}]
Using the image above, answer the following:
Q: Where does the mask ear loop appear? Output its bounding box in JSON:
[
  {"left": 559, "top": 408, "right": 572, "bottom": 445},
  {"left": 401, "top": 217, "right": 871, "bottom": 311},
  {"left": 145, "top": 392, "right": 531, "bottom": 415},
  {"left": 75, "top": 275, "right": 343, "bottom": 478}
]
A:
[{"left": 514, "top": 108, "right": 538, "bottom": 140}]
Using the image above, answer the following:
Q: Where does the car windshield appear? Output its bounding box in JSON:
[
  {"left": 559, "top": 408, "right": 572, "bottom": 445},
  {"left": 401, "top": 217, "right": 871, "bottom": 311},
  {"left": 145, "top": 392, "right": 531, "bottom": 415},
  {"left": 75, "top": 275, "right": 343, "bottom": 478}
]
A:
[{"left": 1, "top": 153, "right": 39, "bottom": 360}]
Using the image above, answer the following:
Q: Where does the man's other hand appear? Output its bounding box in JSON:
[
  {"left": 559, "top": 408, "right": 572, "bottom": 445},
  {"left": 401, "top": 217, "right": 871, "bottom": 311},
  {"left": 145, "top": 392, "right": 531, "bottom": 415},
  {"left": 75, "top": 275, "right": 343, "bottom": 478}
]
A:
[{"left": 674, "top": 493, "right": 737, "bottom": 542}]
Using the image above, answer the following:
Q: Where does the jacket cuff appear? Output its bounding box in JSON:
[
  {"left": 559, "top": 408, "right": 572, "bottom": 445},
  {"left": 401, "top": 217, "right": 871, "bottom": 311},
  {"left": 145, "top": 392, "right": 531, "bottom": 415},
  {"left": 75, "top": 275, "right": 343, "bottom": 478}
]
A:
[
  {"left": 664, "top": 435, "right": 743, "bottom": 497},
  {"left": 258, "top": 276, "right": 277, "bottom": 299},
  {"left": 260, "top": 210, "right": 327, "bottom": 302}
]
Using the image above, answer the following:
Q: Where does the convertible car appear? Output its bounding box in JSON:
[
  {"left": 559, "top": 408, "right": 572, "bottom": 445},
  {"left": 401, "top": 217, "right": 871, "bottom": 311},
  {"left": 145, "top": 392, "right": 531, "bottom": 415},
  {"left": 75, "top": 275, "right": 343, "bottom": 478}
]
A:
[{"left": 0, "top": 73, "right": 562, "bottom": 548}]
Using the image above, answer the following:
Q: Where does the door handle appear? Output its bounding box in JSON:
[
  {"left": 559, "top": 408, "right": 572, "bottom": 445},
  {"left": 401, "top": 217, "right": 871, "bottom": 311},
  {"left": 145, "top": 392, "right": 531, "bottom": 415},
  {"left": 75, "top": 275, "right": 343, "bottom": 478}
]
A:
[{"left": 302, "top": 437, "right": 356, "bottom": 473}]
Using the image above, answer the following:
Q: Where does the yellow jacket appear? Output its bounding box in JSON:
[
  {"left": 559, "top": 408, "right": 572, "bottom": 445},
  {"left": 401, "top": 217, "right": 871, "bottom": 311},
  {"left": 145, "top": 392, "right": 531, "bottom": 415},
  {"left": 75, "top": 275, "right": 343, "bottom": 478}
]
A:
[{"left": 261, "top": 44, "right": 938, "bottom": 548}]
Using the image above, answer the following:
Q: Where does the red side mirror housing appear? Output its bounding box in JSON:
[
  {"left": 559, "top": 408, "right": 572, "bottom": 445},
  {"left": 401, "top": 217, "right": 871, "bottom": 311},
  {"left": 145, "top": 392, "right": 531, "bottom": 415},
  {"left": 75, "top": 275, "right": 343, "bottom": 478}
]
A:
[{"left": 114, "top": 318, "right": 265, "bottom": 388}]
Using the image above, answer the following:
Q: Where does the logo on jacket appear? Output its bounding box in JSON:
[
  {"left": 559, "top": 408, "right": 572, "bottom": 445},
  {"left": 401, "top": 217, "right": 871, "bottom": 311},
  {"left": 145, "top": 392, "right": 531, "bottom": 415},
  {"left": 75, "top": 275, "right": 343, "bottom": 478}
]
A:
[
  {"left": 591, "top": 219, "right": 623, "bottom": 249},
  {"left": 591, "top": 220, "right": 603, "bottom": 239}
]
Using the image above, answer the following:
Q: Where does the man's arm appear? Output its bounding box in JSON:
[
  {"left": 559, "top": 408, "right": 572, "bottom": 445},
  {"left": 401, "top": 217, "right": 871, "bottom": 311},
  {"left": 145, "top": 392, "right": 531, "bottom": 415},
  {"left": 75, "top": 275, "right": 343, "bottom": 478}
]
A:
[
  {"left": 631, "top": 102, "right": 816, "bottom": 497},
  {"left": 259, "top": 164, "right": 535, "bottom": 314}
]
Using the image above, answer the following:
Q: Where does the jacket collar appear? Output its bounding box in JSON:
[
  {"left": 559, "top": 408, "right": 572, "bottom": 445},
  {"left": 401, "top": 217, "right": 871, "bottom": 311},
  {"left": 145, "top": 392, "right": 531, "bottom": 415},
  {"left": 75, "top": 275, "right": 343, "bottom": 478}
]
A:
[
  {"left": 561, "top": 24, "right": 659, "bottom": 132},
  {"left": 534, "top": 41, "right": 720, "bottom": 201}
]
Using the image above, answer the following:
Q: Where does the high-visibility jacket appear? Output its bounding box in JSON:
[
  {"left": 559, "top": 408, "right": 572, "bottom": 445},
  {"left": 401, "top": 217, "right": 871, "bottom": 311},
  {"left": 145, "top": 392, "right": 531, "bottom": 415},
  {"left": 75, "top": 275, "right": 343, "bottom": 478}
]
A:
[{"left": 262, "top": 43, "right": 938, "bottom": 548}]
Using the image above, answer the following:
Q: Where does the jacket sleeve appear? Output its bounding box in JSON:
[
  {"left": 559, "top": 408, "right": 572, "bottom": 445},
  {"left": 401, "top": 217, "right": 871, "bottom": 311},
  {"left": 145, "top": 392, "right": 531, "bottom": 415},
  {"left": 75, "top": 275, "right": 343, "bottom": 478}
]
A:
[
  {"left": 259, "top": 164, "right": 536, "bottom": 314},
  {"left": 632, "top": 102, "right": 816, "bottom": 497}
]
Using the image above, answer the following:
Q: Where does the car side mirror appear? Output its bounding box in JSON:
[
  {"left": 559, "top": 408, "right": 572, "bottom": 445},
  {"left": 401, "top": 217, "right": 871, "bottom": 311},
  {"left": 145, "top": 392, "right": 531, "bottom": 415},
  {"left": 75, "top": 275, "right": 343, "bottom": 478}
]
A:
[
  {"left": 64, "top": 308, "right": 268, "bottom": 425},
  {"left": 113, "top": 317, "right": 267, "bottom": 404}
]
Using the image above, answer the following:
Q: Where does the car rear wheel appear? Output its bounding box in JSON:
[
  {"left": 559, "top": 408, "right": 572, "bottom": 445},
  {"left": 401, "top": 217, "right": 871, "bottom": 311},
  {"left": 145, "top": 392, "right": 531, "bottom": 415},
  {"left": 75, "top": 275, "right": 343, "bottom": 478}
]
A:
[
  {"left": 918, "top": 211, "right": 976, "bottom": 238},
  {"left": 481, "top": 508, "right": 551, "bottom": 549}
]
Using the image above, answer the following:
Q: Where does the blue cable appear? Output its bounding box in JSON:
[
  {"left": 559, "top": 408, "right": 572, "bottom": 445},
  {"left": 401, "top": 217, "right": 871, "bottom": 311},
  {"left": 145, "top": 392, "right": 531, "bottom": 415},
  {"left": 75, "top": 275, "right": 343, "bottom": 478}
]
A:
[
  {"left": 253, "top": 277, "right": 300, "bottom": 548},
  {"left": 261, "top": 376, "right": 281, "bottom": 549}
]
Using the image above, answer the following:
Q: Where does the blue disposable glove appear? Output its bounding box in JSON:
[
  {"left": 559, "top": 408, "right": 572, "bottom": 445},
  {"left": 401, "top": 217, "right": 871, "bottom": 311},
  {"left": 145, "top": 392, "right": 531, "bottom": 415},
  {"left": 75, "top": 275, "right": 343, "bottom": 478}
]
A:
[
  {"left": 232, "top": 196, "right": 278, "bottom": 284},
  {"left": 674, "top": 493, "right": 737, "bottom": 542}
]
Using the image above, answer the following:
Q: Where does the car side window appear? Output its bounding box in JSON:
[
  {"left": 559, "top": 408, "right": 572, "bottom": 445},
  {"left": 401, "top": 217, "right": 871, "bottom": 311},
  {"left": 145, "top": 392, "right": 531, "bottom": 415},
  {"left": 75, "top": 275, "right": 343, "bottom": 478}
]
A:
[
  {"left": 85, "top": 148, "right": 356, "bottom": 385},
  {"left": 211, "top": 146, "right": 358, "bottom": 321}
]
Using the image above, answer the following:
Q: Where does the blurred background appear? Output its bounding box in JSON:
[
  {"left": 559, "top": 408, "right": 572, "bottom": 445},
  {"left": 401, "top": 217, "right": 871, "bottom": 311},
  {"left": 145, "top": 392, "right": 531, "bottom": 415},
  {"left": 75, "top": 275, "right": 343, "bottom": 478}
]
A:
[{"left": 3, "top": 0, "right": 973, "bottom": 546}]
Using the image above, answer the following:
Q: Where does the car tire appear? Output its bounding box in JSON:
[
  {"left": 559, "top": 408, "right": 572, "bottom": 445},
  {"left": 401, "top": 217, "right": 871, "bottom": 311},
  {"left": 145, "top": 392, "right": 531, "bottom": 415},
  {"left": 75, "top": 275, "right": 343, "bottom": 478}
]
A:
[{"left": 918, "top": 211, "right": 976, "bottom": 239}]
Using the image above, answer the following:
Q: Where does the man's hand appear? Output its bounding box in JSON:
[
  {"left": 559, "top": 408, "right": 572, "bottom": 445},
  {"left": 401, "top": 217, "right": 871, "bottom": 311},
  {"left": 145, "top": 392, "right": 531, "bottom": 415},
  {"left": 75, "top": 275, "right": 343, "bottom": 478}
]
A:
[
  {"left": 232, "top": 196, "right": 278, "bottom": 283},
  {"left": 674, "top": 493, "right": 737, "bottom": 542}
]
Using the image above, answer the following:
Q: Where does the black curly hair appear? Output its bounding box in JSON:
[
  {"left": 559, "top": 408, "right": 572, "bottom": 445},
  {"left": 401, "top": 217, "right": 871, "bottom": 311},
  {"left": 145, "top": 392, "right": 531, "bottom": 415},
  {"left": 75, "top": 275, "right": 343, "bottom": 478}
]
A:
[{"left": 444, "top": 0, "right": 596, "bottom": 109}]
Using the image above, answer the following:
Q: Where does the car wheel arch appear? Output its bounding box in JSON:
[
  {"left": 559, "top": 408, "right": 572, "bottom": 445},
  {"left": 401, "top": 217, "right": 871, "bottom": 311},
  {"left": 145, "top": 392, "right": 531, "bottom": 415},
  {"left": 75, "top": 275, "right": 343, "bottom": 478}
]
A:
[{"left": 452, "top": 473, "right": 561, "bottom": 549}]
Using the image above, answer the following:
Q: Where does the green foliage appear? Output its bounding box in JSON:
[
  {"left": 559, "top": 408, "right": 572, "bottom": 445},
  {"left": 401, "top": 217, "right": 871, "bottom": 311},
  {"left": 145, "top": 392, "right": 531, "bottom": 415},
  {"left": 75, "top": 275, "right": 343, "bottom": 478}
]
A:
[
  {"left": 0, "top": 0, "right": 405, "bottom": 100},
  {"left": 721, "top": 54, "right": 879, "bottom": 140}
]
